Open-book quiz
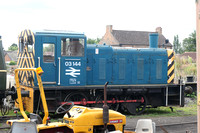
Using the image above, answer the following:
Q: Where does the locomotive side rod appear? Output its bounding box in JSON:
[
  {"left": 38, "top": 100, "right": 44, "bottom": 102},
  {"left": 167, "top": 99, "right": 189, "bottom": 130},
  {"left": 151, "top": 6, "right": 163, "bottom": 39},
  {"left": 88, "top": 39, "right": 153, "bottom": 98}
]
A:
[{"left": 61, "top": 97, "right": 144, "bottom": 105}]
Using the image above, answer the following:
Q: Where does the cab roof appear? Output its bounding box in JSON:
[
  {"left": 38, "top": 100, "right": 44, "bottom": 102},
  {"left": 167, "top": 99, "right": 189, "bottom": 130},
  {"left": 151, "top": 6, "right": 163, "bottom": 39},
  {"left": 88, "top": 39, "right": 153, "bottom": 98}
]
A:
[{"left": 34, "top": 30, "right": 85, "bottom": 36}]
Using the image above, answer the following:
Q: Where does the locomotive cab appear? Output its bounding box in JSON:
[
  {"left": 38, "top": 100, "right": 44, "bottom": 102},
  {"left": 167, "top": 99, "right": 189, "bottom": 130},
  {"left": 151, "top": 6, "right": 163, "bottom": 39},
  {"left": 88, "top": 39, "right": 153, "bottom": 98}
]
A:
[
  {"left": 18, "top": 30, "right": 87, "bottom": 87},
  {"left": 34, "top": 31, "right": 87, "bottom": 86}
]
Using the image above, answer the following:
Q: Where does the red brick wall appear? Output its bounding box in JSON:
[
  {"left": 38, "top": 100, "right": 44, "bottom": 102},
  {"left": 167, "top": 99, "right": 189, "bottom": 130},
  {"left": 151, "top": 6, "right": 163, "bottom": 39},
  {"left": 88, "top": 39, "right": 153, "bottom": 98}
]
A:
[{"left": 5, "top": 54, "right": 11, "bottom": 62}]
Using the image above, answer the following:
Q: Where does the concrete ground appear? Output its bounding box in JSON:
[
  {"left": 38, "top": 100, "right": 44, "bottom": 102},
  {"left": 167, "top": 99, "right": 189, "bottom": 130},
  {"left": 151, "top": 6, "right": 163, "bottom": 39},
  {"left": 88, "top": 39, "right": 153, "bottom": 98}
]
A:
[
  {"left": 125, "top": 115, "right": 197, "bottom": 133},
  {"left": 125, "top": 115, "right": 197, "bottom": 128}
]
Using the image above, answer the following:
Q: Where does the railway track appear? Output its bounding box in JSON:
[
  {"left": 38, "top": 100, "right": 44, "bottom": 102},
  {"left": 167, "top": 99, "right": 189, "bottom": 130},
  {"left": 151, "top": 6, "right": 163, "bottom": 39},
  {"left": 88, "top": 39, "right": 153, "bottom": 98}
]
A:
[{"left": 0, "top": 116, "right": 22, "bottom": 123}]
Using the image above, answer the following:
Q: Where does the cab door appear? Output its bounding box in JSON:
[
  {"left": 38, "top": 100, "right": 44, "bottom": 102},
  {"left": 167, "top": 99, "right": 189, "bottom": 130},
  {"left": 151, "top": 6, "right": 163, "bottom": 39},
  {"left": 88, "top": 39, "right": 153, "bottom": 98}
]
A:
[
  {"left": 40, "top": 36, "right": 57, "bottom": 84},
  {"left": 59, "top": 38, "right": 86, "bottom": 86}
]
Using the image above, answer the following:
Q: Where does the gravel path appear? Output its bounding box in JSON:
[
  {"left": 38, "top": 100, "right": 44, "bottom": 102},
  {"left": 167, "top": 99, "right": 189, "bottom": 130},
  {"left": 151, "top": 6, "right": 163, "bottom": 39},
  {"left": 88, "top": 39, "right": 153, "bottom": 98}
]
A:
[{"left": 125, "top": 115, "right": 197, "bottom": 130}]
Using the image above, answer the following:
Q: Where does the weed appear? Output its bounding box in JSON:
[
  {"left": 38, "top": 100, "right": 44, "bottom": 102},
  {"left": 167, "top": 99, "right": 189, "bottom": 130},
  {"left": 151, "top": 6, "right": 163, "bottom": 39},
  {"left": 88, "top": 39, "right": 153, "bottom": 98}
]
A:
[
  {"left": 126, "top": 104, "right": 197, "bottom": 118},
  {"left": 175, "top": 55, "right": 196, "bottom": 79},
  {"left": 186, "top": 92, "right": 197, "bottom": 99}
]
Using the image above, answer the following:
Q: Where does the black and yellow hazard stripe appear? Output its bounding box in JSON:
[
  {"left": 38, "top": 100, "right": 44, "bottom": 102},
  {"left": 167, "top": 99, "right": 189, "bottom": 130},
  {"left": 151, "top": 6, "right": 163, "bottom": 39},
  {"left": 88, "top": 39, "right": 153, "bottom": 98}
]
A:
[
  {"left": 17, "top": 29, "right": 35, "bottom": 86},
  {"left": 167, "top": 49, "right": 175, "bottom": 84}
]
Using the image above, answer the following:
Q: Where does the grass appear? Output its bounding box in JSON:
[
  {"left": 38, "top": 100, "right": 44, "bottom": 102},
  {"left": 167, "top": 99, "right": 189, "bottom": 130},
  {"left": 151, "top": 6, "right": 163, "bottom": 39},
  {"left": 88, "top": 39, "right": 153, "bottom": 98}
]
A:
[
  {"left": 0, "top": 110, "right": 30, "bottom": 117},
  {"left": 127, "top": 103, "right": 197, "bottom": 118},
  {"left": 0, "top": 111, "right": 16, "bottom": 117}
]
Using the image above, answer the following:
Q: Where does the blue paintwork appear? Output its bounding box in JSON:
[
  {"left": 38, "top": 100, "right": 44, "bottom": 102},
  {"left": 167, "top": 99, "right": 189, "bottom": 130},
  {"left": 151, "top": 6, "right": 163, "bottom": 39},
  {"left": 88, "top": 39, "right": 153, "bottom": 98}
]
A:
[
  {"left": 86, "top": 45, "right": 168, "bottom": 85},
  {"left": 33, "top": 31, "right": 168, "bottom": 87},
  {"left": 149, "top": 33, "right": 158, "bottom": 48},
  {"left": 34, "top": 31, "right": 87, "bottom": 86}
]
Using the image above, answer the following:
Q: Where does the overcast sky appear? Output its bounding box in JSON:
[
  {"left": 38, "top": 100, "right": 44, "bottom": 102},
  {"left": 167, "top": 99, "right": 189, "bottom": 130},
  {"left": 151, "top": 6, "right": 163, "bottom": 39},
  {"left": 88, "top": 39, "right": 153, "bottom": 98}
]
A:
[{"left": 0, "top": 0, "right": 196, "bottom": 50}]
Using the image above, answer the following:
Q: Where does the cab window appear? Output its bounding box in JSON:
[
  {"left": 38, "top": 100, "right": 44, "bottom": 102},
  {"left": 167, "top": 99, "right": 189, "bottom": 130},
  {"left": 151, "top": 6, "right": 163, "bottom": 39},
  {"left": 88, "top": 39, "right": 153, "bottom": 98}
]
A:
[
  {"left": 28, "top": 44, "right": 33, "bottom": 52},
  {"left": 43, "top": 43, "right": 55, "bottom": 62},
  {"left": 61, "top": 38, "right": 84, "bottom": 56},
  {"left": 19, "top": 37, "right": 24, "bottom": 53}
]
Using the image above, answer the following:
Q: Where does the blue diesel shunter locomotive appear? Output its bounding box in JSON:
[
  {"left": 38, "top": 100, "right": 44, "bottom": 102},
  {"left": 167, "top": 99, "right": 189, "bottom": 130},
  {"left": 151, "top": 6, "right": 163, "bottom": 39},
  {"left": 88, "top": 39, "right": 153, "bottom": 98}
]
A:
[{"left": 17, "top": 30, "right": 183, "bottom": 115}]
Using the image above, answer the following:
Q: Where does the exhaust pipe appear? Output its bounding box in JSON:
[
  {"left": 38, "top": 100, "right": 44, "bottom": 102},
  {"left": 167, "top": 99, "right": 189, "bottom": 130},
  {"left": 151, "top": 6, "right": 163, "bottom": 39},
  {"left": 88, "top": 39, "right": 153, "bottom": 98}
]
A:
[
  {"left": 103, "top": 82, "right": 109, "bottom": 133},
  {"left": 149, "top": 33, "right": 158, "bottom": 48}
]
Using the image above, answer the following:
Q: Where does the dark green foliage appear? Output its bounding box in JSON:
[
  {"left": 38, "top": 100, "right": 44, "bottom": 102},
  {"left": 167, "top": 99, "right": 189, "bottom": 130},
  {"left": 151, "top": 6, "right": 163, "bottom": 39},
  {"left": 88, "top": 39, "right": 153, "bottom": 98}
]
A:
[
  {"left": 186, "top": 92, "right": 197, "bottom": 99},
  {"left": 9, "top": 61, "right": 16, "bottom": 65},
  {"left": 87, "top": 38, "right": 101, "bottom": 44},
  {"left": 182, "top": 31, "right": 196, "bottom": 52},
  {"left": 173, "top": 35, "right": 183, "bottom": 54},
  {"left": 174, "top": 31, "right": 196, "bottom": 53},
  {"left": 8, "top": 43, "right": 18, "bottom": 51}
]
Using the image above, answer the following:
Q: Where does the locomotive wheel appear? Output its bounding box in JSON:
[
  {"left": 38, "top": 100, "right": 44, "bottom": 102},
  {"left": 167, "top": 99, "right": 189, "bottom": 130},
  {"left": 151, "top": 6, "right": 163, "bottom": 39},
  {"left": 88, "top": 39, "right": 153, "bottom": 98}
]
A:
[
  {"left": 64, "top": 92, "right": 88, "bottom": 106},
  {"left": 0, "top": 99, "right": 9, "bottom": 116},
  {"left": 0, "top": 105, "right": 4, "bottom": 116},
  {"left": 1, "top": 105, "right": 9, "bottom": 116},
  {"left": 2, "top": 105, "right": 9, "bottom": 115},
  {"left": 126, "top": 94, "right": 147, "bottom": 115},
  {"left": 95, "top": 95, "right": 119, "bottom": 111}
]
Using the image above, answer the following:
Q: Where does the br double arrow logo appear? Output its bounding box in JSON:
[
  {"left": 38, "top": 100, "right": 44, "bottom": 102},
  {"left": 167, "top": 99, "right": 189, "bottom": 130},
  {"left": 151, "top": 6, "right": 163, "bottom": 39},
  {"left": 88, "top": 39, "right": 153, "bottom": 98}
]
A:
[{"left": 65, "top": 67, "right": 80, "bottom": 77}]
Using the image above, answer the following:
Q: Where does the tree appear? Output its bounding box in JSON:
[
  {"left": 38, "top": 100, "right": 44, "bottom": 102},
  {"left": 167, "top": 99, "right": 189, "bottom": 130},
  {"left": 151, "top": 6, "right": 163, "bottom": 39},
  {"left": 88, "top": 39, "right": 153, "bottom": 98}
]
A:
[
  {"left": 182, "top": 31, "right": 196, "bottom": 52},
  {"left": 173, "top": 35, "right": 183, "bottom": 54},
  {"left": 8, "top": 43, "right": 18, "bottom": 51},
  {"left": 87, "top": 38, "right": 101, "bottom": 44}
]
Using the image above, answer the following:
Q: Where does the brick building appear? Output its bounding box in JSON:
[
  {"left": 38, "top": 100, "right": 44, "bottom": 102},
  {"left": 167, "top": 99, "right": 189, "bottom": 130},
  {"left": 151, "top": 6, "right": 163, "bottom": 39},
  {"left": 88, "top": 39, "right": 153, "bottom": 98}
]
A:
[
  {"left": 99, "top": 25, "right": 172, "bottom": 49},
  {"left": 4, "top": 51, "right": 17, "bottom": 65}
]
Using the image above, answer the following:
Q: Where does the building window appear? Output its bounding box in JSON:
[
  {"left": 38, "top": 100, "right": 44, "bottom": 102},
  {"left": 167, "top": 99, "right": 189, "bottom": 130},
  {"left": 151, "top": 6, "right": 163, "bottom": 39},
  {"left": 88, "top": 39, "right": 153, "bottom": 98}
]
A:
[
  {"left": 43, "top": 43, "right": 55, "bottom": 62},
  {"left": 61, "top": 38, "right": 84, "bottom": 56}
]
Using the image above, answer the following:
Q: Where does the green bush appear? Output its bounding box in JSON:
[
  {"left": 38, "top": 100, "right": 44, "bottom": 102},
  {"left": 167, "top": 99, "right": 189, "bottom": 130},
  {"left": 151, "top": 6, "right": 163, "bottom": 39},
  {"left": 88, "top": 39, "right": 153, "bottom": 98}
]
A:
[
  {"left": 183, "top": 63, "right": 196, "bottom": 75},
  {"left": 9, "top": 61, "right": 16, "bottom": 65},
  {"left": 174, "top": 55, "right": 196, "bottom": 78},
  {"left": 182, "top": 58, "right": 188, "bottom": 64},
  {"left": 188, "top": 56, "right": 193, "bottom": 63},
  {"left": 186, "top": 92, "right": 197, "bottom": 99}
]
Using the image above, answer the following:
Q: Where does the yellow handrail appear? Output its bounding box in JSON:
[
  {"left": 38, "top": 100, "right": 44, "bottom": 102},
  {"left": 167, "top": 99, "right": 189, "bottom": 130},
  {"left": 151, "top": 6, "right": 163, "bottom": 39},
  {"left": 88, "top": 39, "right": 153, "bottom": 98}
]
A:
[
  {"left": 0, "top": 70, "right": 7, "bottom": 72},
  {"left": 14, "top": 67, "right": 48, "bottom": 124}
]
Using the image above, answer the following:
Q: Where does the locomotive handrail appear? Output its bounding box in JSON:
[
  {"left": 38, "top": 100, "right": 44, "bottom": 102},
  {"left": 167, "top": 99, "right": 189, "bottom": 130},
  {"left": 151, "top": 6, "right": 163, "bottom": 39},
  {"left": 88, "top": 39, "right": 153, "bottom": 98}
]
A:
[
  {"left": 0, "top": 70, "right": 7, "bottom": 72},
  {"left": 14, "top": 67, "right": 48, "bottom": 124},
  {"left": 38, "top": 57, "right": 40, "bottom": 67},
  {"left": 58, "top": 57, "right": 61, "bottom": 85}
]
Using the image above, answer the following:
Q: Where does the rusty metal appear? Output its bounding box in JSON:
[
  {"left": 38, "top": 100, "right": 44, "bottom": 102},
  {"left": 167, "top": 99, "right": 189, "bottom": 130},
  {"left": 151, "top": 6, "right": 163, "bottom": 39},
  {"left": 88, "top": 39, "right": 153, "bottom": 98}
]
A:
[
  {"left": 103, "top": 82, "right": 109, "bottom": 132},
  {"left": 159, "top": 126, "right": 168, "bottom": 133}
]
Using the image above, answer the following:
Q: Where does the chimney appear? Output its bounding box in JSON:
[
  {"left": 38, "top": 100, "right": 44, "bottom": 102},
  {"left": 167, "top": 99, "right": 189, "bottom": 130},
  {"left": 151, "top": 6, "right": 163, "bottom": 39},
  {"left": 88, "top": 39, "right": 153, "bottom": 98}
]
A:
[
  {"left": 106, "top": 25, "right": 113, "bottom": 33},
  {"left": 156, "top": 27, "right": 162, "bottom": 34},
  {"left": 149, "top": 33, "right": 158, "bottom": 48}
]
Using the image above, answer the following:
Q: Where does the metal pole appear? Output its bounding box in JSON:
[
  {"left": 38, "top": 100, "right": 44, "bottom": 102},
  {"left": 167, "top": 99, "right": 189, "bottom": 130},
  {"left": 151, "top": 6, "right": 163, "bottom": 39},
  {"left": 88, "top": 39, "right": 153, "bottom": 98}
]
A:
[
  {"left": 166, "top": 86, "right": 168, "bottom": 106},
  {"left": 103, "top": 82, "right": 109, "bottom": 133},
  {"left": 196, "top": 1, "right": 200, "bottom": 132}
]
